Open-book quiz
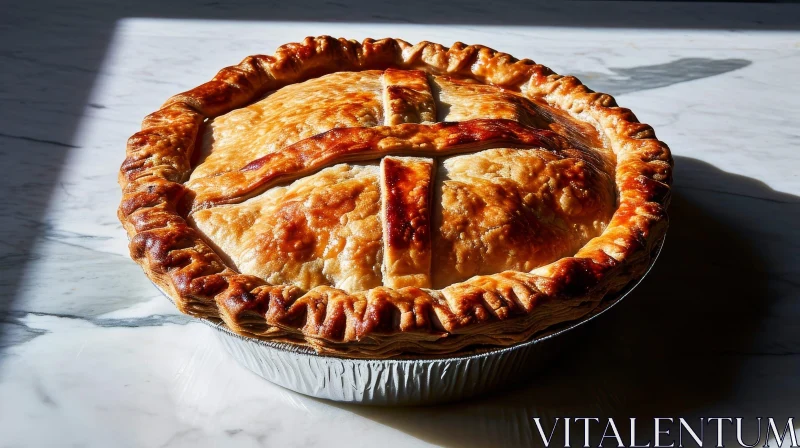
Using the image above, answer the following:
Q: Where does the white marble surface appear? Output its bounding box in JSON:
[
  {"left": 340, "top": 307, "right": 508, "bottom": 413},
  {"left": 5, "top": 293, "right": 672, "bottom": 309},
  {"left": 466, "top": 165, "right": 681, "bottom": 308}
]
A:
[{"left": 1, "top": 2, "right": 799, "bottom": 447}]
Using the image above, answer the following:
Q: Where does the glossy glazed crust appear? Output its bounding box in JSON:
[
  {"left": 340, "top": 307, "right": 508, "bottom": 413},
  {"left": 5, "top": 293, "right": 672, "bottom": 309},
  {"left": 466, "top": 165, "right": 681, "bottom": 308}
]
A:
[
  {"left": 380, "top": 157, "right": 435, "bottom": 289},
  {"left": 118, "top": 36, "right": 672, "bottom": 358}
]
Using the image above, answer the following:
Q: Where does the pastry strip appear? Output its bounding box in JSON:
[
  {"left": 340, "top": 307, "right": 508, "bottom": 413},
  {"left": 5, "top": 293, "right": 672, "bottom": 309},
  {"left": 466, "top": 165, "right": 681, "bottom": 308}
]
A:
[
  {"left": 380, "top": 157, "right": 435, "bottom": 289},
  {"left": 381, "top": 68, "right": 436, "bottom": 125}
]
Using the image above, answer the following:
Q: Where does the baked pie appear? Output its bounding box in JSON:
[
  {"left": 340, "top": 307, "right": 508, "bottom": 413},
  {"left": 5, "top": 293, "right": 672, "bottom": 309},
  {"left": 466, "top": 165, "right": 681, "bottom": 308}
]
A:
[{"left": 118, "top": 37, "right": 672, "bottom": 358}]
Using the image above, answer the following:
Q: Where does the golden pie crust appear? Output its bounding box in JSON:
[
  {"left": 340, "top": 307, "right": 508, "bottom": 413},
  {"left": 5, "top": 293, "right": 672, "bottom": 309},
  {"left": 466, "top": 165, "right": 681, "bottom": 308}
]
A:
[{"left": 118, "top": 37, "right": 672, "bottom": 358}]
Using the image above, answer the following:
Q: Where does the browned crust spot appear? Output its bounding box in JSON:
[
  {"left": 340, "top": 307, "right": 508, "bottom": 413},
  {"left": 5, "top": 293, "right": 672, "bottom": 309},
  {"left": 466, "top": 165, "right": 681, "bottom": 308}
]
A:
[
  {"left": 382, "top": 157, "right": 433, "bottom": 251},
  {"left": 381, "top": 157, "right": 434, "bottom": 289}
]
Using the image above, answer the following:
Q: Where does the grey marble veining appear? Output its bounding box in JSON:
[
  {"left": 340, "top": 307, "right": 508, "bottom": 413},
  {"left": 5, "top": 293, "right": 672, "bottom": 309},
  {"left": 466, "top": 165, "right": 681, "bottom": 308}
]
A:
[{"left": 0, "top": 2, "right": 799, "bottom": 447}]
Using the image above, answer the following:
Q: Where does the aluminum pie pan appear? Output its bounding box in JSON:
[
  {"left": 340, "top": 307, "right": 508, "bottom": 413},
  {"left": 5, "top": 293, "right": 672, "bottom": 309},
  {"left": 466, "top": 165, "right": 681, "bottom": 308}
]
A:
[{"left": 156, "top": 238, "right": 664, "bottom": 406}]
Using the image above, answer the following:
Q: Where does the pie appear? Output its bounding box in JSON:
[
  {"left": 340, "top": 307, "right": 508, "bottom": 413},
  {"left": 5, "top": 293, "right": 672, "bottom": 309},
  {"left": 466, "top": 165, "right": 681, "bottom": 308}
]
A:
[{"left": 118, "top": 37, "right": 672, "bottom": 358}]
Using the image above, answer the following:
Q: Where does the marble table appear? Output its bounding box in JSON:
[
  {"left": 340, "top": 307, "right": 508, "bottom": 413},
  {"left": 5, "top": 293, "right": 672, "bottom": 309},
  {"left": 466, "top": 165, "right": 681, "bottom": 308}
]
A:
[{"left": 1, "top": 2, "right": 799, "bottom": 446}]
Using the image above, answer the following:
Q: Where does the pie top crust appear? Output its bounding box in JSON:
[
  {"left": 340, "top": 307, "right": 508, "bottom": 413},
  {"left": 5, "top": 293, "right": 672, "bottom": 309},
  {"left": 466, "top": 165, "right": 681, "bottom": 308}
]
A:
[{"left": 118, "top": 37, "right": 672, "bottom": 358}]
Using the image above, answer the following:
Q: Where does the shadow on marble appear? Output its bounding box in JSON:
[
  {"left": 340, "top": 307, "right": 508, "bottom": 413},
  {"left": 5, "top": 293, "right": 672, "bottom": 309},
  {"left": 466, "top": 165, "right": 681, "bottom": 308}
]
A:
[
  {"left": 572, "top": 58, "right": 752, "bottom": 96},
  {"left": 328, "top": 156, "right": 800, "bottom": 447},
  {"left": 7, "top": 0, "right": 798, "bottom": 29},
  {"left": 0, "top": 16, "right": 117, "bottom": 348}
]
